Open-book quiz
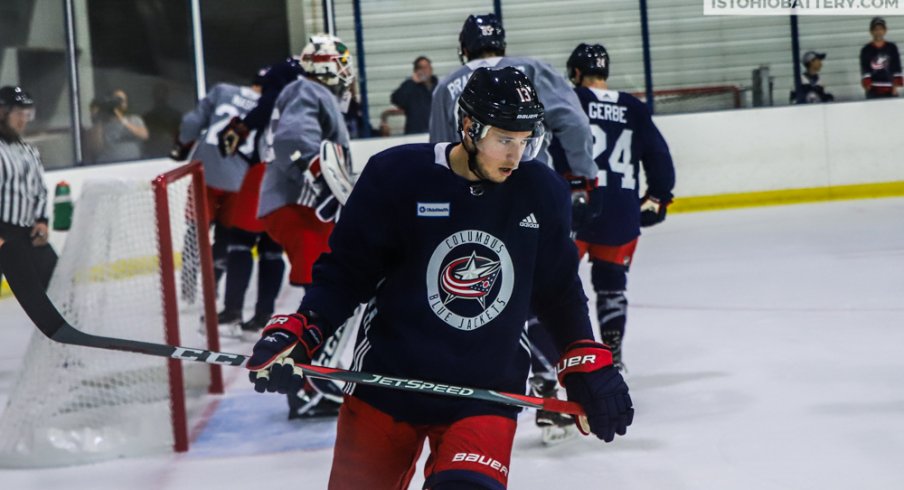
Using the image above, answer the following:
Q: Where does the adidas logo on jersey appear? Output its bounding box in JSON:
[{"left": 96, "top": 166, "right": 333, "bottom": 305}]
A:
[{"left": 519, "top": 213, "right": 539, "bottom": 229}]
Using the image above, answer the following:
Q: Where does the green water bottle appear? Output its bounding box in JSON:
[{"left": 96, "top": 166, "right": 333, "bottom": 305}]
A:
[{"left": 52, "top": 181, "right": 73, "bottom": 231}]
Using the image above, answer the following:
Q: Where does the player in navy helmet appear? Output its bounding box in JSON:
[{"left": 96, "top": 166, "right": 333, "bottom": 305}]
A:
[
  {"left": 458, "top": 13, "right": 506, "bottom": 64},
  {"left": 568, "top": 42, "right": 610, "bottom": 83},
  {"left": 245, "top": 66, "right": 633, "bottom": 489},
  {"left": 554, "top": 42, "right": 675, "bottom": 371},
  {"left": 456, "top": 66, "right": 546, "bottom": 182},
  {"left": 431, "top": 13, "right": 599, "bottom": 229}
]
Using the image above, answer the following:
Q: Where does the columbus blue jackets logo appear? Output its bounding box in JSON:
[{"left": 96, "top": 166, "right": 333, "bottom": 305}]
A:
[
  {"left": 440, "top": 251, "right": 501, "bottom": 307},
  {"left": 871, "top": 55, "right": 889, "bottom": 71},
  {"left": 426, "top": 230, "right": 514, "bottom": 331}
]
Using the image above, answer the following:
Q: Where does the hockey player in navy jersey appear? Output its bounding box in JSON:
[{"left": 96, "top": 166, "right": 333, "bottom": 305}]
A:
[
  {"left": 553, "top": 43, "right": 675, "bottom": 370},
  {"left": 246, "top": 66, "right": 633, "bottom": 489},
  {"left": 430, "top": 13, "right": 599, "bottom": 229}
]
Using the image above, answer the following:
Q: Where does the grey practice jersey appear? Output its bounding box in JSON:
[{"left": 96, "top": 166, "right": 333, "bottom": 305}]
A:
[
  {"left": 258, "top": 78, "right": 350, "bottom": 218},
  {"left": 178, "top": 83, "right": 260, "bottom": 192},
  {"left": 429, "top": 56, "right": 596, "bottom": 179}
]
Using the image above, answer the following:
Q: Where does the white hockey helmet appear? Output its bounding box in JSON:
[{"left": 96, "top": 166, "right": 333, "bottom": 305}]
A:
[{"left": 300, "top": 33, "right": 355, "bottom": 95}]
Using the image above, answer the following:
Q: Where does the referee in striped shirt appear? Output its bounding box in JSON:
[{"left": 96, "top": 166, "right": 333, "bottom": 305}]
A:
[{"left": 0, "top": 85, "right": 56, "bottom": 290}]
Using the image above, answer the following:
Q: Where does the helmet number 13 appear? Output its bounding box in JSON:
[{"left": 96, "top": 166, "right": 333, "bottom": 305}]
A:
[
  {"left": 591, "top": 126, "right": 635, "bottom": 190},
  {"left": 515, "top": 87, "right": 533, "bottom": 103}
]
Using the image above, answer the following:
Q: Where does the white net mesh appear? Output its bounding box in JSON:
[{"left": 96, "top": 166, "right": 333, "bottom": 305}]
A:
[{"left": 0, "top": 175, "right": 215, "bottom": 467}]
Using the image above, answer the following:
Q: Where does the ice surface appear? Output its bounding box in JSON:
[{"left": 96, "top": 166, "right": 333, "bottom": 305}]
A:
[{"left": 1, "top": 198, "right": 902, "bottom": 489}]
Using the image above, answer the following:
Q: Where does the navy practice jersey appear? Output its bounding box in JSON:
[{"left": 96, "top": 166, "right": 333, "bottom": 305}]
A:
[
  {"left": 860, "top": 41, "right": 904, "bottom": 95},
  {"left": 550, "top": 88, "right": 675, "bottom": 246},
  {"left": 299, "top": 143, "right": 594, "bottom": 424}
]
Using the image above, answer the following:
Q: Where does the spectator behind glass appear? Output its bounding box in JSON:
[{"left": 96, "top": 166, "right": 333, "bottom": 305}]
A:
[
  {"left": 90, "top": 89, "right": 149, "bottom": 163},
  {"left": 344, "top": 84, "right": 377, "bottom": 139},
  {"left": 382, "top": 56, "right": 436, "bottom": 135},
  {"left": 142, "top": 82, "right": 182, "bottom": 158},
  {"left": 792, "top": 51, "right": 834, "bottom": 104},
  {"left": 860, "top": 17, "right": 903, "bottom": 99}
]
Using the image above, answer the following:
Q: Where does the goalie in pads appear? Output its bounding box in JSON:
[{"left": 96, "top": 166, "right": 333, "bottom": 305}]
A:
[
  {"left": 257, "top": 33, "right": 354, "bottom": 289},
  {"left": 255, "top": 34, "right": 356, "bottom": 419}
]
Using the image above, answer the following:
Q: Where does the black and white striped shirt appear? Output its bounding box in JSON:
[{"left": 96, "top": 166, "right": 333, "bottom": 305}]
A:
[{"left": 0, "top": 138, "right": 48, "bottom": 228}]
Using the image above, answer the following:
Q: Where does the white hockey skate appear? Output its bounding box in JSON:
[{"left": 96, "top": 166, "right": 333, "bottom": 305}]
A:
[{"left": 530, "top": 375, "right": 578, "bottom": 446}]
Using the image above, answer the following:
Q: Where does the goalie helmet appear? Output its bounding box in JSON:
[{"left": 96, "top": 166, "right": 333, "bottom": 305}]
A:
[
  {"left": 458, "top": 14, "right": 506, "bottom": 63},
  {"left": 300, "top": 33, "right": 355, "bottom": 95},
  {"left": 458, "top": 66, "right": 545, "bottom": 160},
  {"left": 567, "top": 43, "right": 610, "bottom": 85}
]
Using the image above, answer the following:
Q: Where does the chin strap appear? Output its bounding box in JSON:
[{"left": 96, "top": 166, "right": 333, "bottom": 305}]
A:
[
  {"left": 463, "top": 141, "right": 496, "bottom": 196},
  {"left": 463, "top": 137, "right": 492, "bottom": 182}
]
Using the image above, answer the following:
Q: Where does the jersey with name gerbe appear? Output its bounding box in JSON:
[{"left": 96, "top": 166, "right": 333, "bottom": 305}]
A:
[{"left": 551, "top": 88, "right": 675, "bottom": 246}]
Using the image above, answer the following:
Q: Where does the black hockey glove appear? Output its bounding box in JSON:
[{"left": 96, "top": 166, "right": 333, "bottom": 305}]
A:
[
  {"left": 217, "top": 116, "right": 250, "bottom": 157},
  {"left": 169, "top": 140, "right": 194, "bottom": 161},
  {"left": 247, "top": 312, "right": 326, "bottom": 394},
  {"left": 558, "top": 340, "right": 634, "bottom": 443},
  {"left": 639, "top": 193, "right": 670, "bottom": 227},
  {"left": 567, "top": 175, "right": 599, "bottom": 231}
]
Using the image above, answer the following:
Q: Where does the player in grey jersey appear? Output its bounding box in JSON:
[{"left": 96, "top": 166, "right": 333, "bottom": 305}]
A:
[
  {"left": 172, "top": 76, "right": 285, "bottom": 333},
  {"left": 257, "top": 33, "right": 352, "bottom": 289},
  {"left": 430, "top": 14, "right": 599, "bottom": 227},
  {"left": 173, "top": 83, "right": 261, "bottom": 191},
  {"left": 172, "top": 81, "right": 261, "bottom": 286}
]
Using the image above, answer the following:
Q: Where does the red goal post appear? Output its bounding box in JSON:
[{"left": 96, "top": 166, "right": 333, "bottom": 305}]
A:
[{"left": 153, "top": 161, "right": 223, "bottom": 452}]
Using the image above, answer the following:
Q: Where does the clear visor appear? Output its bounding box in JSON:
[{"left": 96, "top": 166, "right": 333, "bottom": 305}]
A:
[
  {"left": 473, "top": 124, "right": 545, "bottom": 162},
  {"left": 8, "top": 107, "right": 35, "bottom": 122}
]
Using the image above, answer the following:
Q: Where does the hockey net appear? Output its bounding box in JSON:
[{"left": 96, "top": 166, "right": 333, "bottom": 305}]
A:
[
  {"left": 633, "top": 85, "right": 744, "bottom": 114},
  {"left": 0, "top": 162, "right": 221, "bottom": 467}
]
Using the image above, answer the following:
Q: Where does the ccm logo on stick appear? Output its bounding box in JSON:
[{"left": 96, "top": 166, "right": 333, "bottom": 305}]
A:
[{"left": 172, "top": 347, "right": 245, "bottom": 366}]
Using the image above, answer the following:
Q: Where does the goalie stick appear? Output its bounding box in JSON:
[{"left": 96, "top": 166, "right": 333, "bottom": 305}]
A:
[{"left": 0, "top": 239, "right": 584, "bottom": 416}]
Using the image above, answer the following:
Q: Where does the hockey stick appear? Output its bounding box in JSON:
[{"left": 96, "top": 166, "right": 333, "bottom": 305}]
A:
[{"left": 0, "top": 240, "right": 583, "bottom": 416}]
